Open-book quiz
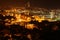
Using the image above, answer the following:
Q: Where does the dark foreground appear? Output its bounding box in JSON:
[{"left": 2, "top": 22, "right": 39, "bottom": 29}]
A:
[{"left": 0, "top": 20, "right": 60, "bottom": 40}]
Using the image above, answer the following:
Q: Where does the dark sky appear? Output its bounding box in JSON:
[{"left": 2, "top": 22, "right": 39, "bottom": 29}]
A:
[{"left": 0, "top": 0, "right": 60, "bottom": 9}]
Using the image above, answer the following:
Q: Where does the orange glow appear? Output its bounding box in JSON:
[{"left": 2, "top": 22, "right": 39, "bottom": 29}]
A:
[
  {"left": 25, "top": 24, "right": 35, "bottom": 29},
  {"left": 2, "top": 9, "right": 53, "bottom": 29},
  {"left": 32, "top": 15, "right": 45, "bottom": 22}
]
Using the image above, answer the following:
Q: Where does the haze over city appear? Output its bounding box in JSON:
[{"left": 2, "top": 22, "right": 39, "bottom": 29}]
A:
[{"left": 0, "top": 0, "right": 60, "bottom": 9}]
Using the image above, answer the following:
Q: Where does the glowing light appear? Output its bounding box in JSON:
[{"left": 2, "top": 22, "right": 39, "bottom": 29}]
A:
[
  {"left": 2, "top": 8, "right": 57, "bottom": 29},
  {"left": 25, "top": 24, "right": 35, "bottom": 29}
]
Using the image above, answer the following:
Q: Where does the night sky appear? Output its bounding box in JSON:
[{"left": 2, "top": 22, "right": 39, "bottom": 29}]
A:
[{"left": 0, "top": 0, "right": 60, "bottom": 9}]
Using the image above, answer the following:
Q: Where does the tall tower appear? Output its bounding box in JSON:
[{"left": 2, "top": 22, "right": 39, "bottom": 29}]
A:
[
  {"left": 27, "top": 2, "right": 30, "bottom": 8},
  {"left": 24, "top": 1, "right": 31, "bottom": 15},
  {"left": 25, "top": 1, "right": 30, "bottom": 9}
]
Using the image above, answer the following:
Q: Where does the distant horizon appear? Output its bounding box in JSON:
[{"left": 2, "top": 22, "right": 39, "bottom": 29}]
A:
[{"left": 0, "top": 6, "right": 60, "bottom": 10}]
